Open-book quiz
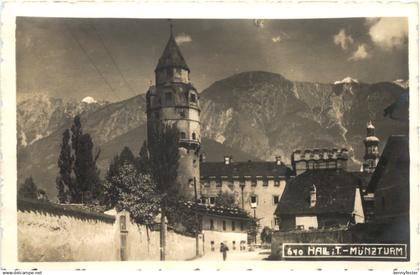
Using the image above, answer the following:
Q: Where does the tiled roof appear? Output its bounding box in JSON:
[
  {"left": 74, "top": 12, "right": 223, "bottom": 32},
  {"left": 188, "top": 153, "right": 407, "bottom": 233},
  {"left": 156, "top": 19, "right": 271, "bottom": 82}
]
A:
[
  {"left": 200, "top": 161, "right": 292, "bottom": 178},
  {"left": 183, "top": 201, "right": 251, "bottom": 220},
  {"left": 349, "top": 171, "right": 372, "bottom": 192},
  {"left": 367, "top": 135, "right": 409, "bottom": 193},
  {"left": 275, "top": 169, "right": 360, "bottom": 216},
  {"left": 155, "top": 33, "right": 189, "bottom": 72}
]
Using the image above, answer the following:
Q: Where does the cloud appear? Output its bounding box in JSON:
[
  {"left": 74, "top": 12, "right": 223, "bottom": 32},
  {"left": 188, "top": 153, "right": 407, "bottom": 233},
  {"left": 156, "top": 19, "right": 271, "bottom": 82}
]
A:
[
  {"left": 175, "top": 33, "right": 192, "bottom": 45},
  {"left": 253, "top": 19, "right": 265, "bottom": 29},
  {"left": 349, "top": 44, "right": 369, "bottom": 61},
  {"left": 333, "top": 29, "right": 354, "bottom": 50},
  {"left": 368, "top": 18, "right": 408, "bottom": 49},
  {"left": 271, "top": 36, "right": 281, "bottom": 43}
]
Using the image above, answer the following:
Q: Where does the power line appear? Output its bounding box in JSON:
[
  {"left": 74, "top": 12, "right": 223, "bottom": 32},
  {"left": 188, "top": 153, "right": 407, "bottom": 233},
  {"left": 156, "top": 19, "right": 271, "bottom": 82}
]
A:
[
  {"left": 90, "top": 21, "right": 137, "bottom": 97},
  {"left": 64, "top": 21, "right": 116, "bottom": 100}
]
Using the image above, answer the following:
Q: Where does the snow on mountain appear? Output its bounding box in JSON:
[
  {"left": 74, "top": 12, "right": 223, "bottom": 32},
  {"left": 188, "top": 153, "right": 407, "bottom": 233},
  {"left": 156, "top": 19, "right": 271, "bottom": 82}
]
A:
[
  {"left": 393, "top": 79, "right": 409, "bottom": 89},
  {"left": 334, "top": 77, "right": 360, "bottom": 85},
  {"left": 81, "top": 96, "right": 97, "bottom": 104}
]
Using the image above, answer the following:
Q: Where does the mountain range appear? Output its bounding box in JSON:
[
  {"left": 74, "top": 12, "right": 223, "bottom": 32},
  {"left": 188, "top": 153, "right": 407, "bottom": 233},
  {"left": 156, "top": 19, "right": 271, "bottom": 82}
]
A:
[{"left": 17, "top": 71, "right": 408, "bottom": 199}]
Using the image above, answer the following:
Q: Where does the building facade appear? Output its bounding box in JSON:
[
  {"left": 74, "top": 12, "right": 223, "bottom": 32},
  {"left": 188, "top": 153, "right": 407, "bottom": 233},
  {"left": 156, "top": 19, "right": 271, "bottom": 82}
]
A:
[
  {"left": 291, "top": 148, "right": 349, "bottom": 176},
  {"left": 200, "top": 157, "right": 292, "bottom": 231},
  {"left": 146, "top": 28, "right": 201, "bottom": 200}
]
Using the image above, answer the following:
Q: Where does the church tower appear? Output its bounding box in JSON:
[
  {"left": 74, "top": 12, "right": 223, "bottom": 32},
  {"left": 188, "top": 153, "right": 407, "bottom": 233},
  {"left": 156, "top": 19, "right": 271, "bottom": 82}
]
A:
[
  {"left": 146, "top": 26, "right": 201, "bottom": 200},
  {"left": 362, "top": 121, "right": 380, "bottom": 173}
]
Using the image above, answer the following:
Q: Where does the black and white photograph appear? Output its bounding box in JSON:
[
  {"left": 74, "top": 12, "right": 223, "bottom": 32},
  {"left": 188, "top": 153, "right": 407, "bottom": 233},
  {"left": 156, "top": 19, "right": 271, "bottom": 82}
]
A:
[{"left": 1, "top": 2, "right": 419, "bottom": 270}]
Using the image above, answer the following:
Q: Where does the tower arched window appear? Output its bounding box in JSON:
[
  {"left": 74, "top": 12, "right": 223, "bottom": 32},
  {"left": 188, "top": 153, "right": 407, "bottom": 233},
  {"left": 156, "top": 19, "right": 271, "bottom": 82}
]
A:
[
  {"left": 192, "top": 132, "right": 196, "bottom": 140},
  {"left": 190, "top": 93, "right": 197, "bottom": 103}
]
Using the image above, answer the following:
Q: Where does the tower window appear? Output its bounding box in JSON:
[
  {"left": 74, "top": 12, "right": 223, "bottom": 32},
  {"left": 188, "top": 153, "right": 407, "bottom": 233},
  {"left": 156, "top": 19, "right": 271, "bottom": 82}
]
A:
[
  {"left": 232, "top": 221, "right": 236, "bottom": 231},
  {"left": 180, "top": 132, "right": 186, "bottom": 139},
  {"left": 190, "top": 93, "right": 197, "bottom": 103},
  {"left": 222, "top": 220, "right": 226, "bottom": 231},
  {"left": 273, "top": 195, "right": 279, "bottom": 205},
  {"left": 210, "top": 219, "right": 214, "bottom": 230},
  {"left": 192, "top": 132, "right": 196, "bottom": 140},
  {"left": 209, "top": 197, "right": 216, "bottom": 205}
]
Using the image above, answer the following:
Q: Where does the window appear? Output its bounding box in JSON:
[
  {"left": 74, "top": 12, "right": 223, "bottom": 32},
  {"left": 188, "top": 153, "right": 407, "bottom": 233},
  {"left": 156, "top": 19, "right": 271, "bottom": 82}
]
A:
[
  {"left": 192, "top": 132, "right": 196, "bottom": 140},
  {"left": 180, "top": 132, "right": 186, "bottom": 139},
  {"left": 263, "top": 179, "right": 268, "bottom": 187},
  {"left": 274, "top": 217, "right": 279, "bottom": 226},
  {"left": 273, "top": 195, "right": 279, "bottom": 205},
  {"left": 200, "top": 196, "right": 207, "bottom": 204},
  {"left": 240, "top": 221, "right": 244, "bottom": 231},
  {"left": 232, "top": 241, "right": 236, "bottom": 250},
  {"left": 210, "top": 241, "right": 215, "bottom": 251},
  {"left": 210, "top": 219, "right": 214, "bottom": 230},
  {"left": 209, "top": 197, "right": 216, "bottom": 205},
  {"left": 190, "top": 93, "right": 197, "bottom": 103},
  {"left": 250, "top": 195, "right": 258, "bottom": 204},
  {"left": 222, "top": 220, "right": 226, "bottom": 231},
  {"left": 165, "top": 92, "right": 173, "bottom": 103},
  {"left": 179, "top": 110, "right": 186, "bottom": 118},
  {"left": 232, "top": 221, "right": 236, "bottom": 231},
  {"left": 251, "top": 178, "right": 257, "bottom": 187},
  {"left": 120, "top": 215, "right": 127, "bottom": 231},
  {"left": 274, "top": 180, "right": 280, "bottom": 187}
]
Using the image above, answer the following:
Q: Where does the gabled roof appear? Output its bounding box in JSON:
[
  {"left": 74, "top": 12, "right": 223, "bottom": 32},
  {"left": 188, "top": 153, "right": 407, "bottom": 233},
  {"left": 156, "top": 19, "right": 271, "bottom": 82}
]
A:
[
  {"left": 366, "top": 135, "right": 409, "bottom": 193},
  {"left": 200, "top": 161, "right": 292, "bottom": 178},
  {"left": 155, "top": 32, "right": 190, "bottom": 72},
  {"left": 275, "top": 169, "right": 360, "bottom": 216}
]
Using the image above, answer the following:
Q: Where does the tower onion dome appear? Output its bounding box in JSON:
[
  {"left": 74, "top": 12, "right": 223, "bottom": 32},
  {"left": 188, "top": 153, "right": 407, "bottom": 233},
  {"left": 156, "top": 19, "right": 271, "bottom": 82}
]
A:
[
  {"left": 155, "top": 29, "right": 190, "bottom": 72},
  {"left": 365, "top": 121, "right": 380, "bottom": 142}
]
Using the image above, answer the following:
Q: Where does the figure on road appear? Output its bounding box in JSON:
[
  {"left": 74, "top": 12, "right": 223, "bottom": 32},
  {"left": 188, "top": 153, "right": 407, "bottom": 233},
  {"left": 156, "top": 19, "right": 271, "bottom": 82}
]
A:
[{"left": 220, "top": 242, "right": 229, "bottom": 261}]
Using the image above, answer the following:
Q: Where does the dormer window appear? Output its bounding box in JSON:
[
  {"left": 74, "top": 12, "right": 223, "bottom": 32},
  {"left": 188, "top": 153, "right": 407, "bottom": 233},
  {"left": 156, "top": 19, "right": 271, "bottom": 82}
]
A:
[{"left": 309, "top": 184, "right": 317, "bottom": 208}]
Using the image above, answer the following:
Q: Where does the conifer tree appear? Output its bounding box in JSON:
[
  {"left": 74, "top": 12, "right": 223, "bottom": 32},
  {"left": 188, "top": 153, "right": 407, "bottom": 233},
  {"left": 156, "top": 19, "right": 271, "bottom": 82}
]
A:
[
  {"left": 18, "top": 176, "right": 38, "bottom": 199},
  {"left": 137, "top": 141, "right": 150, "bottom": 174},
  {"left": 56, "top": 129, "right": 73, "bottom": 203}
]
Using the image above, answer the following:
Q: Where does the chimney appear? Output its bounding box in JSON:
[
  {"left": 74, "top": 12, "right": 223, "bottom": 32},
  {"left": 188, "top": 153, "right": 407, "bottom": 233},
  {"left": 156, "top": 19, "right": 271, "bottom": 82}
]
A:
[
  {"left": 275, "top": 156, "right": 282, "bottom": 165},
  {"left": 224, "top": 156, "right": 232, "bottom": 165}
]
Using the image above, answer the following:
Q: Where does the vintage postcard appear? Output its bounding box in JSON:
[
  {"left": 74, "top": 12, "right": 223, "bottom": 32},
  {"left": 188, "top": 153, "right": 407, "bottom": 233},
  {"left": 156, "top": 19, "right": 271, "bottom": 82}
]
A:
[{"left": 0, "top": 0, "right": 419, "bottom": 272}]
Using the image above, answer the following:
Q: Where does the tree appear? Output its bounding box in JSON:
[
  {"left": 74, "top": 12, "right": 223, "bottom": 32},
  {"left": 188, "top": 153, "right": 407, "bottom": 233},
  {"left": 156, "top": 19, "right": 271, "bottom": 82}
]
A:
[
  {"left": 214, "top": 191, "right": 237, "bottom": 208},
  {"left": 113, "top": 163, "right": 161, "bottom": 225},
  {"left": 56, "top": 129, "right": 73, "bottom": 203},
  {"left": 137, "top": 141, "right": 150, "bottom": 174},
  {"left": 103, "top": 146, "right": 136, "bottom": 209},
  {"left": 18, "top": 177, "right": 38, "bottom": 199},
  {"left": 70, "top": 115, "right": 101, "bottom": 203},
  {"left": 148, "top": 123, "right": 180, "bottom": 261},
  {"left": 260, "top": 226, "right": 272, "bottom": 244}
]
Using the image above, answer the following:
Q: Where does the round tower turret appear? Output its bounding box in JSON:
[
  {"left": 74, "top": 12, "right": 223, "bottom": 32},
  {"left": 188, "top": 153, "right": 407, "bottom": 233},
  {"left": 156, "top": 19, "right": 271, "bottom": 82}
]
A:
[{"left": 146, "top": 26, "right": 201, "bottom": 200}]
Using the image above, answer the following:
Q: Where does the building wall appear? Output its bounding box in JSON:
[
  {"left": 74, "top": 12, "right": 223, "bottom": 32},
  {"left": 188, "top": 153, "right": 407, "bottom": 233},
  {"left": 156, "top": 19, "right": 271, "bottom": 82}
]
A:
[
  {"left": 18, "top": 200, "right": 198, "bottom": 262},
  {"left": 200, "top": 179, "right": 286, "bottom": 231},
  {"left": 18, "top": 204, "right": 117, "bottom": 262},
  {"left": 202, "top": 230, "right": 248, "bottom": 254}
]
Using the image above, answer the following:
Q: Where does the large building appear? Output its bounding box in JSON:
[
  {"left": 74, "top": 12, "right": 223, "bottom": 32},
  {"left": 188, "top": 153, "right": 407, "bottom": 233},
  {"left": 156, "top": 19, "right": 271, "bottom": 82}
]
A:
[{"left": 146, "top": 27, "right": 201, "bottom": 200}]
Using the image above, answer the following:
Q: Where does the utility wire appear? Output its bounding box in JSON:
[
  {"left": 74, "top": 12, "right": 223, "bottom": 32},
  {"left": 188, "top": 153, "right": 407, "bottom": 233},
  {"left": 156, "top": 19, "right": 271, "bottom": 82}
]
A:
[
  {"left": 64, "top": 21, "right": 116, "bottom": 100},
  {"left": 90, "top": 21, "right": 137, "bottom": 97}
]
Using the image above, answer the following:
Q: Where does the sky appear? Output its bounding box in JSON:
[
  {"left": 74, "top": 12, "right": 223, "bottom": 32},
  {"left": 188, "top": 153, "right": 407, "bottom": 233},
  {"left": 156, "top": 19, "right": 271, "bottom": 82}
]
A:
[{"left": 16, "top": 17, "right": 409, "bottom": 102}]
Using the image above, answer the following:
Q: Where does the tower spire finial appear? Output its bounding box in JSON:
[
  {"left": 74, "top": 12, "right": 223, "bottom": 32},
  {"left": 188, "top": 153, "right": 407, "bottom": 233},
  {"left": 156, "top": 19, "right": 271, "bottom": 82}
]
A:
[{"left": 168, "top": 19, "right": 174, "bottom": 37}]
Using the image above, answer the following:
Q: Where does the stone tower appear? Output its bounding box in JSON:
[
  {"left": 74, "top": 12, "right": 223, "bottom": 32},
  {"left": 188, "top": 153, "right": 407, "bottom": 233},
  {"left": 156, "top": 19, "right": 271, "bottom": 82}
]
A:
[
  {"left": 146, "top": 26, "right": 201, "bottom": 200},
  {"left": 362, "top": 121, "right": 380, "bottom": 173}
]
